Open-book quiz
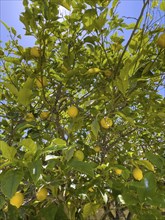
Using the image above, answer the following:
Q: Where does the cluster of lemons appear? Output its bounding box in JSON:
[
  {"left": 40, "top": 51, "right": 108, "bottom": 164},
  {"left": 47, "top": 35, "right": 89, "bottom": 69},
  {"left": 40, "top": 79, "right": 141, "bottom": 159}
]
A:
[
  {"left": 114, "top": 167, "right": 143, "bottom": 181},
  {"left": 9, "top": 187, "right": 48, "bottom": 209}
]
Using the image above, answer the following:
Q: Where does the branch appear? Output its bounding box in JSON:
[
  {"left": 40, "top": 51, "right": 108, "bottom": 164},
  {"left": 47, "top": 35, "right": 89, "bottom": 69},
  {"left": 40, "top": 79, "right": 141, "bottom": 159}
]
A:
[{"left": 115, "top": 0, "right": 150, "bottom": 74}]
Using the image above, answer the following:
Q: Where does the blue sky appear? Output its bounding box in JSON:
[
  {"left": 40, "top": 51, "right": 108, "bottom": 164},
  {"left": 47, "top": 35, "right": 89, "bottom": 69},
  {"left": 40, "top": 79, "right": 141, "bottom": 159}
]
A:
[
  {"left": 0, "top": 0, "right": 143, "bottom": 47},
  {"left": 0, "top": 0, "right": 164, "bottom": 96}
]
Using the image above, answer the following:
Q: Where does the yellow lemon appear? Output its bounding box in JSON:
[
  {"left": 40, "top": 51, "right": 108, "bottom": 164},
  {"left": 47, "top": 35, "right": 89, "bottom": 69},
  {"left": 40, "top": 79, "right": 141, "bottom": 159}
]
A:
[
  {"left": 36, "top": 187, "right": 48, "bottom": 201},
  {"left": 35, "top": 76, "right": 48, "bottom": 89},
  {"left": 100, "top": 117, "right": 113, "bottom": 129},
  {"left": 74, "top": 150, "right": 84, "bottom": 161},
  {"left": 133, "top": 168, "right": 143, "bottom": 181},
  {"left": 25, "top": 113, "right": 35, "bottom": 122},
  {"left": 30, "top": 47, "right": 40, "bottom": 57},
  {"left": 114, "top": 168, "right": 122, "bottom": 175},
  {"left": 86, "top": 68, "right": 101, "bottom": 74},
  {"left": 10, "top": 192, "right": 24, "bottom": 208},
  {"left": 157, "top": 33, "right": 165, "bottom": 48},
  {"left": 88, "top": 187, "right": 94, "bottom": 192},
  {"left": 40, "top": 111, "right": 50, "bottom": 120},
  {"left": 67, "top": 106, "right": 78, "bottom": 118},
  {"left": 93, "top": 146, "right": 101, "bottom": 153}
]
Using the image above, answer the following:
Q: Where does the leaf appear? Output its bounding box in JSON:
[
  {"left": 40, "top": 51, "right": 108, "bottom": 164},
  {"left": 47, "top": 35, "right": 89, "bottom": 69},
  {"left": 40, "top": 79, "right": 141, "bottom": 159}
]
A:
[
  {"left": 1, "top": 170, "right": 23, "bottom": 198},
  {"left": 160, "top": 1, "right": 165, "bottom": 11},
  {"left": 51, "top": 138, "right": 66, "bottom": 146},
  {"left": 68, "top": 160, "right": 97, "bottom": 177},
  {"left": 0, "top": 141, "right": 17, "bottom": 161},
  {"left": 0, "top": 20, "right": 10, "bottom": 31},
  {"left": 28, "top": 160, "right": 42, "bottom": 184},
  {"left": 64, "top": 146, "right": 75, "bottom": 162},
  {"left": 145, "top": 152, "right": 164, "bottom": 170},
  {"left": 0, "top": 196, "right": 6, "bottom": 209},
  {"left": 83, "top": 203, "right": 100, "bottom": 219},
  {"left": 136, "top": 160, "right": 155, "bottom": 172},
  {"left": 91, "top": 119, "right": 100, "bottom": 138},
  {"left": 11, "top": 27, "right": 17, "bottom": 35},
  {"left": 17, "top": 87, "right": 32, "bottom": 106},
  {"left": 20, "top": 138, "right": 37, "bottom": 154},
  {"left": 116, "top": 112, "right": 135, "bottom": 126},
  {"left": 3, "top": 83, "right": 19, "bottom": 96},
  {"left": 60, "top": 0, "right": 71, "bottom": 11}
]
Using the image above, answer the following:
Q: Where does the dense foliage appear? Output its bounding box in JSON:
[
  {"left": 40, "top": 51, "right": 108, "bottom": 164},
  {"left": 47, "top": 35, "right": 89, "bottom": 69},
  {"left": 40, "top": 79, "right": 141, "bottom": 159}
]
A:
[{"left": 0, "top": 0, "right": 165, "bottom": 219}]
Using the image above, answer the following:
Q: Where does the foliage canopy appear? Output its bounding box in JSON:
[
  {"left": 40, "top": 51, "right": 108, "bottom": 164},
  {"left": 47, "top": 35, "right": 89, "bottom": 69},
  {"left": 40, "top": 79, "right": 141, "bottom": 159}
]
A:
[{"left": 0, "top": 0, "right": 165, "bottom": 219}]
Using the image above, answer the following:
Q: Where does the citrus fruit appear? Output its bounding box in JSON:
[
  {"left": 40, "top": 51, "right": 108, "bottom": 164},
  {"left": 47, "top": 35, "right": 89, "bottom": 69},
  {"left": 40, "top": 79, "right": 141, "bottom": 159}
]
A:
[
  {"left": 40, "top": 111, "right": 50, "bottom": 120},
  {"left": 86, "top": 68, "right": 101, "bottom": 74},
  {"left": 133, "top": 168, "right": 143, "bottom": 181},
  {"left": 74, "top": 150, "right": 84, "bottom": 161},
  {"left": 93, "top": 146, "right": 101, "bottom": 153},
  {"left": 103, "top": 70, "right": 113, "bottom": 77},
  {"left": 157, "top": 33, "right": 165, "bottom": 48},
  {"left": 100, "top": 117, "right": 113, "bottom": 129},
  {"left": 67, "top": 106, "right": 78, "bottom": 118},
  {"left": 114, "top": 168, "right": 122, "bottom": 175},
  {"left": 36, "top": 187, "right": 48, "bottom": 201},
  {"left": 25, "top": 113, "right": 35, "bottom": 122},
  {"left": 10, "top": 192, "right": 24, "bottom": 208},
  {"left": 30, "top": 47, "right": 40, "bottom": 57},
  {"left": 35, "top": 76, "right": 48, "bottom": 89}
]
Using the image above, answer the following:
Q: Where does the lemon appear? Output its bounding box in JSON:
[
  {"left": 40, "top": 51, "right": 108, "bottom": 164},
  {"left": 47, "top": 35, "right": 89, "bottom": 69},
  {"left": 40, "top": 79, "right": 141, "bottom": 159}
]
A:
[
  {"left": 133, "top": 168, "right": 143, "bottom": 181},
  {"left": 74, "top": 150, "right": 84, "bottom": 161},
  {"left": 88, "top": 187, "right": 94, "bottom": 192},
  {"left": 25, "top": 113, "right": 35, "bottom": 122},
  {"left": 36, "top": 187, "right": 48, "bottom": 201},
  {"left": 35, "top": 76, "right": 48, "bottom": 89},
  {"left": 10, "top": 192, "right": 24, "bottom": 208},
  {"left": 103, "top": 70, "right": 113, "bottom": 77},
  {"left": 157, "top": 33, "right": 165, "bottom": 48},
  {"left": 30, "top": 47, "right": 40, "bottom": 57},
  {"left": 67, "top": 106, "right": 78, "bottom": 118},
  {"left": 86, "top": 68, "right": 101, "bottom": 74},
  {"left": 100, "top": 117, "right": 113, "bottom": 129},
  {"left": 114, "top": 168, "right": 122, "bottom": 175},
  {"left": 93, "top": 146, "right": 101, "bottom": 153},
  {"left": 40, "top": 111, "right": 50, "bottom": 120}
]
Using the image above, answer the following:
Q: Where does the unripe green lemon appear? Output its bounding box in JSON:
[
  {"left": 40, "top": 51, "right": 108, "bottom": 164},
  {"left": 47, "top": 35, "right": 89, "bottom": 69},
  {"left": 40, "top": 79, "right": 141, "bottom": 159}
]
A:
[
  {"left": 74, "top": 150, "right": 84, "bottom": 161},
  {"left": 25, "top": 113, "right": 35, "bottom": 122},
  {"left": 133, "top": 168, "right": 143, "bottom": 181},
  {"left": 30, "top": 47, "right": 40, "bottom": 57},
  {"left": 93, "top": 146, "right": 101, "bottom": 153},
  {"left": 36, "top": 187, "right": 48, "bottom": 201},
  {"left": 40, "top": 111, "right": 50, "bottom": 120},
  {"left": 10, "top": 192, "right": 24, "bottom": 208},
  {"left": 67, "top": 106, "right": 78, "bottom": 118}
]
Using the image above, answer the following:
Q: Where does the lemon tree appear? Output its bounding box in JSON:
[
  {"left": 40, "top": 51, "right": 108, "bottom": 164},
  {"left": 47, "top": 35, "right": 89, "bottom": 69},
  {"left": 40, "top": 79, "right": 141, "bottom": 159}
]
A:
[{"left": 0, "top": 0, "right": 165, "bottom": 219}]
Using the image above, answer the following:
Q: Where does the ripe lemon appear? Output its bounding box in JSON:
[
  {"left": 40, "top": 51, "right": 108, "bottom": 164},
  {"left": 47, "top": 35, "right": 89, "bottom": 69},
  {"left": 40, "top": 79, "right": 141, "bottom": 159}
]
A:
[
  {"left": 133, "top": 168, "right": 143, "bottom": 181},
  {"left": 25, "top": 113, "right": 35, "bottom": 122},
  {"left": 40, "top": 111, "right": 50, "bottom": 120},
  {"left": 35, "top": 76, "right": 48, "bottom": 89},
  {"left": 36, "top": 187, "right": 48, "bottom": 201},
  {"left": 86, "top": 68, "right": 101, "bottom": 74},
  {"left": 74, "top": 150, "right": 84, "bottom": 161},
  {"left": 67, "top": 106, "right": 78, "bottom": 118},
  {"left": 10, "top": 192, "right": 24, "bottom": 208},
  {"left": 114, "top": 168, "right": 122, "bottom": 175},
  {"left": 100, "top": 117, "right": 113, "bottom": 129},
  {"left": 30, "top": 47, "right": 40, "bottom": 57},
  {"left": 93, "top": 146, "right": 101, "bottom": 153},
  {"left": 157, "top": 33, "right": 165, "bottom": 48}
]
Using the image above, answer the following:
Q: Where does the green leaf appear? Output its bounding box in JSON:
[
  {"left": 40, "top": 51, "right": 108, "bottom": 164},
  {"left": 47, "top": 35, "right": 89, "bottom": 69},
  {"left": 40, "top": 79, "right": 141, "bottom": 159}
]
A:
[
  {"left": 51, "top": 138, "right": 66, "bottom": 146},
  {"left": 160, "top": 1, "right": 165, "bottom": 11},
  {"left": 135, "top": 160, "right": 155, "bottom": 172},
  {"left": 3, "top": 83, "right": 19, "bottom": 96},
  {"left": 28, "top": 160, "right": 42, "bottom": 184},
  {"left": 68, "top": 160, "right": 97, "bottom": 177},
  {"left": 122, "top": 191, "right": 138, "bottom": 205},
  {"left": 0, "top": 141, "right": 17, "bottom": 161},
  {"left": 0, "top": 20, "right": 10, "bottom": 31},
  {"left": 11, "top": 27, "right": 17, "bottom": 35},
  {"left": 1, "top": 170, "right": 23, "bottom": 198},
  {"left": 91, "top": 119, "right": 100, "bottom": 138},
  {"left": 145, "top": 152, "right": 164, "bottom": 170},
  {"left": 83, "top": 203, "right": 100, "bottom": 219},
  {"left": 20, "top": 138, "right": 37, "bottom": 154},
  {"left": 17, "top": 87, "right": 32, "bottom": 106},
  {"left": 116, "top": 111, "right": 135, "bottom": 126}
]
